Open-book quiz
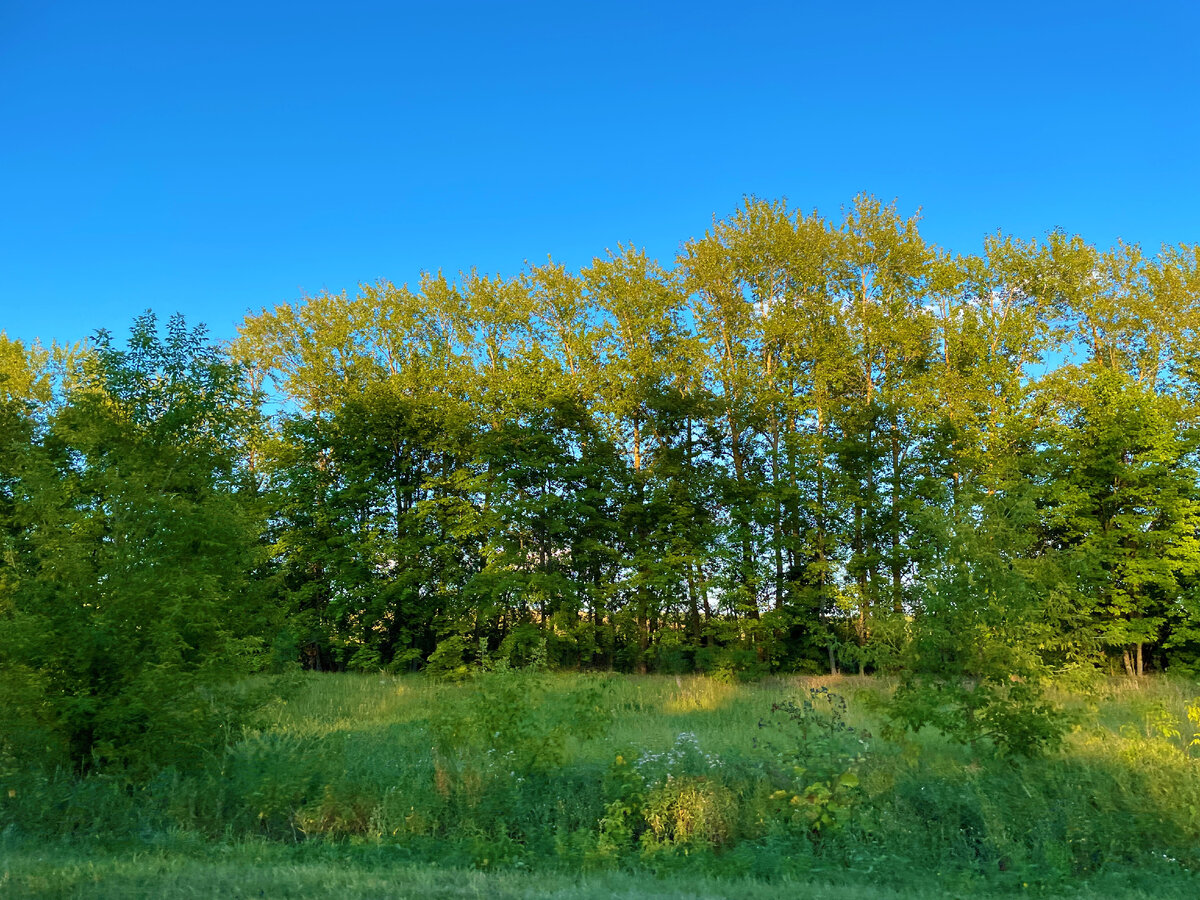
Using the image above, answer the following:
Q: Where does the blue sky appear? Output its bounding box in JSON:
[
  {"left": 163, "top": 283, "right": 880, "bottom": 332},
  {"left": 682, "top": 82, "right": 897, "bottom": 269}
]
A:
[{"left": 2, "top": 1, "right": 1198, "bottom": 346}]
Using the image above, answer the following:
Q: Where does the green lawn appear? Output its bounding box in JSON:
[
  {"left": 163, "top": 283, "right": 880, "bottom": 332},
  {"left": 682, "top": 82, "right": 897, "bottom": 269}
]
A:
[{"left": 3, "top": 841, "right": 1189, "bottom": 900}]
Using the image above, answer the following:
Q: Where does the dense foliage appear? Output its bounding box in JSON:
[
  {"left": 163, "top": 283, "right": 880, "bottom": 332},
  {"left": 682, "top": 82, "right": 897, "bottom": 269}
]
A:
[
  {"left": 230, "top": 196, "right": 1200, "bottom": 685},
  {"left": 0, "top": 315, "right": 268, "bottom": 772},
  {"left": 3, "top": 195, "right": 1200, "bottom": 770}
]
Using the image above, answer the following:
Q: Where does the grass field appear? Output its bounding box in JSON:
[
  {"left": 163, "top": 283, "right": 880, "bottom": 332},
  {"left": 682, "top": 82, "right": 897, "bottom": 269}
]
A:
[
  {"left": 4, "top": 843, "right": 1192, "bottom": 899},
  {"left": 5, "top": 672, "right": 1200, "bottom": 898}
]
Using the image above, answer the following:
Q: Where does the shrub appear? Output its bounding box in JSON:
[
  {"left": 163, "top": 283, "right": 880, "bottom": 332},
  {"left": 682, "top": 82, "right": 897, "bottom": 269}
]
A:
[
  {"left": 884, "top": 675, "right": 1067, "bottom": 758},
  {"left": 755, "top": 687, "right": 870, "bottom": 834},
  {"left": 640, "top": 776, "right": 738, "bottom": 854},
  {"left": 425, "top": 636, "right": 470, "bottom": 681},
  {"left": 599, "top": 731, "right": 738, "bottom": 859}
]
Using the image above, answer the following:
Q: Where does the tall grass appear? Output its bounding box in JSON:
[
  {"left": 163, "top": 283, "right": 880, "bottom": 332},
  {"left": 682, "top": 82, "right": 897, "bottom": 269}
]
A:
[{"left": 4, "top": 672, "right": 1200, "bottom": 897}]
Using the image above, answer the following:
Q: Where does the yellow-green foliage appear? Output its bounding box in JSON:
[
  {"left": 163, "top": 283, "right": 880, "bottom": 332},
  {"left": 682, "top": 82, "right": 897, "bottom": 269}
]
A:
[{"left": 640, "top": 777, "right": 737, "bottom": 853}]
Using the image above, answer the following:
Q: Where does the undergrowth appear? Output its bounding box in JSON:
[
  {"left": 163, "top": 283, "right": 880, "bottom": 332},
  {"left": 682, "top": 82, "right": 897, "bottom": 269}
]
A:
[{"left": 3, "top": 673, "right": 1200, "bottom": 897}]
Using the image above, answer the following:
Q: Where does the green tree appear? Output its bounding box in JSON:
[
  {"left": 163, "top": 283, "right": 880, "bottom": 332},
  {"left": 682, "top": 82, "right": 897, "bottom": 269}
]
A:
[
  {"left": 0, "top": 314, "right": 268, "bottom": 772},
  {"left": 1039, "top": 367, "right": 1200, "bottom": 675},
  {"left": 583, "top": 247, "right": 692, "bottom": 668}
]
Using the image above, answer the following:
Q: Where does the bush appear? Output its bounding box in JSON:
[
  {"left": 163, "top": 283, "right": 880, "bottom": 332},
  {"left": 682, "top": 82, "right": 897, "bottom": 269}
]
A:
[
  {"left": 0, "top": 316, "right": 269, "bottom": 775},
  {"left": 755, "top": 688, "right": 869, "bottom": 835},
  {"left": 884, "top": 675, "right": 1067, "bottom": 758},
  {"left": 640, "top": 776, "right": 737, "bottom": 854},
  {"left": 425, "top": 636, "right": 471, "bottom": 681}
]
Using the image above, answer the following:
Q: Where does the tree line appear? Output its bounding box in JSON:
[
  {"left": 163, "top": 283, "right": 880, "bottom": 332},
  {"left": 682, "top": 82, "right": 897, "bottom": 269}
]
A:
[{"left": 3, "top": 195, "right": 1200, "bottom": 766}]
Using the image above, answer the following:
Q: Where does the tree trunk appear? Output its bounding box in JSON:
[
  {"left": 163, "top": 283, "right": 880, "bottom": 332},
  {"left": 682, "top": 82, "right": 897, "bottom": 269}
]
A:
[
  {"left": 772, "top": 422, "right": 783, "bottom": 610},
  {"left": 890, "top": 422, "right": 903, "bottom": 614}
]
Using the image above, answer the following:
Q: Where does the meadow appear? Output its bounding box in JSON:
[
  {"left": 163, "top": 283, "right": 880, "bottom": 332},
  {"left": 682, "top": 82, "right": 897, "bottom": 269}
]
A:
[{"left": 4, "top": 672, "right": 1200, "bottom": 899}]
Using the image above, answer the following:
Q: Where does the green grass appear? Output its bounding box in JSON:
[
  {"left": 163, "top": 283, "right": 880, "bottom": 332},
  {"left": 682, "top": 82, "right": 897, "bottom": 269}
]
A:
[
  {"left": 3, "top": 838, "right": 1194, "bottom": 900},
  {"left": 5, "top": 672, "right": 1200, "bottom": 898}
]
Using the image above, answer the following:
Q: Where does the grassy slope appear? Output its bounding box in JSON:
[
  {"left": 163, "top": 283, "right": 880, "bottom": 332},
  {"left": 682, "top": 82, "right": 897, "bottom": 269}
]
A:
[{"left": 4, "top": 673, "right": 1200, "bottom": 898}]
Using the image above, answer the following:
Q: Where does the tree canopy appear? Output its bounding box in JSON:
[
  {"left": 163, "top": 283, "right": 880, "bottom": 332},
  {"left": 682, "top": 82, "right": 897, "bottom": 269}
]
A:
[{"left": 4, "top": 196, "right": 1200, "bottom": 766}]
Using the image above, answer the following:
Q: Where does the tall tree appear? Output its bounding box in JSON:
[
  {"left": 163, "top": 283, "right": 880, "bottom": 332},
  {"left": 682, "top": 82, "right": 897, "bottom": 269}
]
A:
[{"left": 831, "top": 197, "right": 934, "bottom": 665}]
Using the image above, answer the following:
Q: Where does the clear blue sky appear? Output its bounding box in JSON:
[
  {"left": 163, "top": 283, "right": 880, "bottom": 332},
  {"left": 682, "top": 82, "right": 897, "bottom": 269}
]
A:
[{"left": 2, "top": 1, "right": 1198, "bottom": 346}]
